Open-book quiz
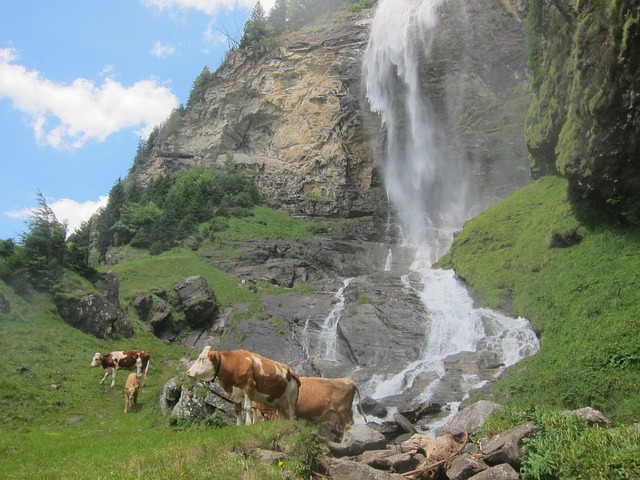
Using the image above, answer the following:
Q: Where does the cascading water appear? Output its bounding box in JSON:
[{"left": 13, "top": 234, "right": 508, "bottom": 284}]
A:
[
  {"left": 361, "top": 0, "right": 539, "bottom": 424},
  {"left": 319, "top": 278, "right": 352, "bottom": 361}
]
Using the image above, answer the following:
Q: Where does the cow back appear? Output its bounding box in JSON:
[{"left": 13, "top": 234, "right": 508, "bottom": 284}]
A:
[{"left": 216, "top": 349, "right": 299, "bottom": 403}]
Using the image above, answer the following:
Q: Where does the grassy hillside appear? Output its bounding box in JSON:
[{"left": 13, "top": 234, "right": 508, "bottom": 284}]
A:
[
  {"left": 440, "top": 175, "right": 640, "bottom": 424},
  {"left": 0, "top": 208, "right": 337, "bottom": 479}
]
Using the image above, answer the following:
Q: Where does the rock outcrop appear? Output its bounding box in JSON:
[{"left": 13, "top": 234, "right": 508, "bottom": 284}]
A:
[
  {"left": 55, "top": 271, "right": 133, "bottom": 339},
  {"left": 526, "top": 0, "right": 640, "bottom": 224}
]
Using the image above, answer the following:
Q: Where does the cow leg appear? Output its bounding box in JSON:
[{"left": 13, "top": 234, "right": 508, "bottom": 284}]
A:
[
  {"left": 233, "top": 403, "right": 243, "bottom": 426},
  {"left": 100, "top": 368, "right": 113, "bottom": 385},
  {"left": 110, "top": 367, "right": 118, "bottom": 387},
  {"left": 242, "top": 395, "right": 254, "bottom": 425}
]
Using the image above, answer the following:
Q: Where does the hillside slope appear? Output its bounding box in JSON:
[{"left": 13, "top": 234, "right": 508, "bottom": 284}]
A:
[{"left": 442, "top": 175, "right": 640, "bottom": 423}]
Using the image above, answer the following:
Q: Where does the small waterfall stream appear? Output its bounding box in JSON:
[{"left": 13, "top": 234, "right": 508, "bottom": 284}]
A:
[
  {"left": 318, "top": 278, "right": 352, "bottom": 362},
  {"left": 357, "top": 0, "right": 539, "bottom": 425}
]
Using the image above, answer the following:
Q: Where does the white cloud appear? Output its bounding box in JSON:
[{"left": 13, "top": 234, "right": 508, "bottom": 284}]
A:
[
  {"left": 0, "top": 47, "right": 179, "bottom": 150},
  {"left": 141, "top": 0, "right": 276, "bottom": 15},
  {"left": 151, "top": 41, "right": 177, "bottom": 58},
  {"left": 5, "top": 196, "right": 109, "bottom": 236},
  {"left": 50, "top": 196, "right": 109, "bottom": 234}
]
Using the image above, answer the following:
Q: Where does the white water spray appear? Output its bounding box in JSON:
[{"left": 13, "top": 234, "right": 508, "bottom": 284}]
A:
[
  {"left": 319, "top": 278, "right": 352, "bottom": 361},
  {"left": 363, "top": 0, "right": 539, "bottom": 409}
]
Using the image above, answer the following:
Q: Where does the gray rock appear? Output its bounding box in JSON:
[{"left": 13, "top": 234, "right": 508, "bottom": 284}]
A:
[
  {"left": 438, "top": 401, "right": 504, "bottom": 437},
  {"left": 361, "top": 396, "right": 388, "bottom": 418},
  {"left": 393, "top": 413, "right": 417, "bottom": 434},
  {"left": 326, "top": 458, "right": 406, "bottom": 480},
  {"left": 132, "top": 293, "right": 153, "bottom": 319},
  {"left": 468, "top": 463, "right": 519, "bottom": 480},
  {"left": 446, "top": 452, "right": 488, "bottom": 480},
  {"left": 479, "top": 422, "right": 536, "bottom": 469},
  {"left": 560, "top": 406, "right": 614, "bottom": 427},
  {"left": 329, "top": 424, "right": 388, "bottom": 457},
  {"left": 173, "top": 275, "right": 218, "bottom": 328}
]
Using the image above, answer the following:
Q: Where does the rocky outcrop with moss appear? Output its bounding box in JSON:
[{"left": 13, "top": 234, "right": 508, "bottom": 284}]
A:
[{"left": 525, "top": 0, "right": 640, "bottom": 224}]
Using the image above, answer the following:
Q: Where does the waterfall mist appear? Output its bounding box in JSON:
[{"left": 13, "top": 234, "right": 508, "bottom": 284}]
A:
[{"left": 364, "top": 0, "right": 469, "bottom": 259}]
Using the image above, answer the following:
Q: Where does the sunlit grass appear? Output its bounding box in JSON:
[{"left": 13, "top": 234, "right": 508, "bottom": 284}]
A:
[{"left": 443, "top": 176, "right": 640, "bottom": 423}]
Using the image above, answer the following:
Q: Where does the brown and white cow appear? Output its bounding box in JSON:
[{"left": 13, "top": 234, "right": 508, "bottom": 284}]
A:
[
  {"left": 90, "top": 350, "right": 150, "bottom": 387},
  {"left": 296, "top": 377, "right": 368, "bottom": 439},
  {"left": 123, "top": 372, "right": 141, "bottom": 413},
  {"left": 186, "top": 346, "right": 300, "bottom": 425}
]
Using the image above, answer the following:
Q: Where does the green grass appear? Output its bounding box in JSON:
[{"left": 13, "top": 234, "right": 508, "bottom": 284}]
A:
[
  {"left": 442, "top": 175, "right": 640, "bottom": 423},
  {"left": 474, "top": 405, "right": 640, "bottom": 480},
  {"left": 0, "top": 279, "right": 318, "bottom": 479}
]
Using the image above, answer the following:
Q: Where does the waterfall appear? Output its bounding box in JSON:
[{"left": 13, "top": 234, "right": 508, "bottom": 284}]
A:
[
  {"left": 362, "top": 0, "right": 539, "bottom": 415},
  {"left": 364, "top": 0, "right": 468, "bottom": 254},
  {"left": 319, "top": 278, "right": 352, "bottom": 361}
]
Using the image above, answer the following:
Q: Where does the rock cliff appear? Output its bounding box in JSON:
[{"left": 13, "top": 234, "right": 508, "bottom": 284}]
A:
[
  {"left": 130, "top": 1, "right": 532, "bottom": 221},
  {"left": 132, "top": 9, "right": 385, "bottom": 219}
]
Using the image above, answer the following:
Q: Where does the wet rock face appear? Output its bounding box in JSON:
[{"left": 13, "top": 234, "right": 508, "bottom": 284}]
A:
[{"left": 527, "top": 1, "right": 640, "bottom": 224}]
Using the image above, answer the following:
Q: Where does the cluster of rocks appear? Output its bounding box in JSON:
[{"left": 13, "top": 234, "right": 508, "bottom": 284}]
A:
[{"left": 318, "top": 402, "right": 613, "bottom": 480}]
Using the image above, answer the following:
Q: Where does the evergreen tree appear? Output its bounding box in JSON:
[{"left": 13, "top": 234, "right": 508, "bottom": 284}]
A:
[
  {"left": 240, "top": 1, "right": 270, "bottom": 48},
  {"left": 20, "top": 191, "right": 67, "bottom": 291},
  {"left": 66, "top": 219, "right": 96, "bottom": 277},
  {"left": 268, "top": 0, "right": 288, "bottom": 34}
]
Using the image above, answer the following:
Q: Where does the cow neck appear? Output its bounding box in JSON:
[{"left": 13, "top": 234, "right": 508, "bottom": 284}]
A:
[
  {"left": 212, "top": 350, "right": 222, "bottom": 383},
  {"left": 209, "top": 351, "right": 235, "bottom": 405}
]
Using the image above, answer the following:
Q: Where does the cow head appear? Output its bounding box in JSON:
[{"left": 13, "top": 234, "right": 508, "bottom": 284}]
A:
[
  {"left": 186, "top": 346, "right": 218, "bottom": 381},
  {"left": 90, "top": 352, "right": 103, "bottom": 367}
]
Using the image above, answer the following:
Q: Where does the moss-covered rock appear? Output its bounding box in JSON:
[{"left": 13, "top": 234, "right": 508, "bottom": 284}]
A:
[{"left": 526, "top": 0, "right": 640, "bottom": 224}]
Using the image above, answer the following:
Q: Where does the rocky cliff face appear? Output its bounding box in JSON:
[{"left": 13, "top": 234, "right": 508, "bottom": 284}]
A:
[
  {"left": 133, "top": 10, "right": 385, "bottom": 219},
  {"left": 526, "top": 0, "right": 640, "bottom": 224},
  {"left": 131, "top": 1, "right": 532, "bottom": 222}
]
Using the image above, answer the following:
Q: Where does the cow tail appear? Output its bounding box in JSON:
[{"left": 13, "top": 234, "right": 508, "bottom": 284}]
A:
[{"left": 354, "top": 385, "right": 368, "bottom": 424}]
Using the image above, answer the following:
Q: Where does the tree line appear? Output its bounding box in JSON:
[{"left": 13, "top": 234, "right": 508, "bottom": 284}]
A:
[
  {"left": 239, "top": 0, "right": 374, "bottom": 49},
  {"left": 0, "top": 160, "right": 261, "bottom": 293}
]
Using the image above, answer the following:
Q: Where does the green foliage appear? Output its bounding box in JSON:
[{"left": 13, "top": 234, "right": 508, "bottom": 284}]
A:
[
  {"left": 524, "top": 0, "right": 544, "bottom": 89},
  {"left": 93, "top": 164, "right": 261, "bottom": 256},
  {"left": 477, "top": 405, "right": 640, "bottom": 480},
  {"left": 240, "top": 1, "right": 273, "bottom": 48},
  {"left": 187, "top": 67, "right": 214, "bottom": 109},
  {"left": 11, "top": 192, "right": 68, "bottom": 292},
  {"left": 444, "top": 176, "right": 640, "bottom": 423}
]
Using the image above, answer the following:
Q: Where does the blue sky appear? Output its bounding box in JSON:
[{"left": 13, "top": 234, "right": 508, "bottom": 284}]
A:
[{"left": 0, "top": 0, "right": 274, "bottom": 241}]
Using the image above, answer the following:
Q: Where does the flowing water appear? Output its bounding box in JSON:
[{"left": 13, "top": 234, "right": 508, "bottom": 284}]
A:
[{"left": 360, "top": 0, "right": 539, "bottom": 423}]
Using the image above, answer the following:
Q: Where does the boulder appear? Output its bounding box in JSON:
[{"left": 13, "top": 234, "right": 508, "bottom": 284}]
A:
[
  {"left": 560, "top": 406, "right": 614, "bottom": 427},
  {"left": 325, "top": 458, "right": 405, "bottom": 480},
  {"left": 173, "top": 275, "right": 218, "bottom": 328},
  {"left": 479, "top": 422, "right": 536, "bottom": 469},
  {"left": 328, "top": 424, "right": 388, "bottom": 457},
  {"left": 361, "top": 396, "right": 388, "bottom": 418},
  {"left": 445, "top": 452, "right": 488, "bottom": 480},
  {"left": 468, "top": 463, "right": 519, "bottom": 480},
  {"left": 437, "top": 401, "right": 504, "bottom": 437}
]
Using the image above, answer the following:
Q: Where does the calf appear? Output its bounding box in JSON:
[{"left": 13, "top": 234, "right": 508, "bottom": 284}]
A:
[
  {"left": 186, "top": 346, "right": 300, "bottom": 425},
  {"left": 90, "top": 350, "right": 150, "bottom": 387},
  {"left": 123, "top": 373, "right": 141, "bottom": 413},
  {"left": 296, "top": 377, "right": 368, "bottom": 440}
]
